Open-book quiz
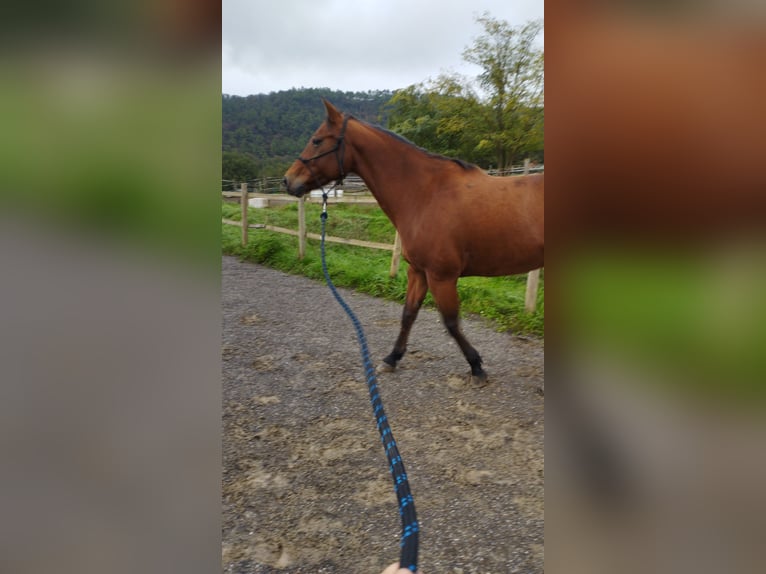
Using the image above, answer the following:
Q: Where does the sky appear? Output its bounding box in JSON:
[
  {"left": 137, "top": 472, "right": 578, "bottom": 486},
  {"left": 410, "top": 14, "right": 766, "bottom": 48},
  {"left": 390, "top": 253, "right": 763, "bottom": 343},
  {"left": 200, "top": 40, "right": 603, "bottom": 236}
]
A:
[{"left": 222, "top": 0, "right": 543, "bottom": 96}]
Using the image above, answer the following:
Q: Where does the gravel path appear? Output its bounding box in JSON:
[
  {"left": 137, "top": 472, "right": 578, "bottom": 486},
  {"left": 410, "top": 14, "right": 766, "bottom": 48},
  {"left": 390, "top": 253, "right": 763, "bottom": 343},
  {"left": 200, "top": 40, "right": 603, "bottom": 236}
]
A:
[{"left": 222, "top": 255, "right": 544, "bottom": 574}]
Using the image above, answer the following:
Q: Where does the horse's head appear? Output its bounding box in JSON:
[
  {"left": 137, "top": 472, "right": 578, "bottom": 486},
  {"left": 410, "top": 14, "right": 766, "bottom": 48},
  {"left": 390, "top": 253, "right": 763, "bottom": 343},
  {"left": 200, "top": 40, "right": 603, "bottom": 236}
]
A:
[{"left": 283, "top": 100, "right": 350, "bottom": 197}]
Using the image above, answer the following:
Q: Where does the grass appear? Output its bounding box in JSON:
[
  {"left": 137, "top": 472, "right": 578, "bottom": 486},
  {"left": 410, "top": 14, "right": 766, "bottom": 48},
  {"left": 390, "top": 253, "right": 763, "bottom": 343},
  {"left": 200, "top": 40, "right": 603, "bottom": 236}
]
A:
[{"left": 222, "top": 200, "right": 544, "bottom": 337}]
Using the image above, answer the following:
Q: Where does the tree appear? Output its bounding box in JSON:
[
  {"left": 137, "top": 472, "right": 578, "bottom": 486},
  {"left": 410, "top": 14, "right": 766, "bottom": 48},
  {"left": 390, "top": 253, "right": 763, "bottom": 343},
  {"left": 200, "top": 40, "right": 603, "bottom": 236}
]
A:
[
  {"left": 222, "top": 151, "right": 260, "bottom": 183},
  {"left": 386, "top": 75, "right": 490, "bottom": 164},
  {"left": 222, "top": 88, "right": 394, "bottom": 179},
  {"left": 387, "top": 15, "right": 544, "bottom": 170},
  {"left": 463, "top": 15, "right": 544, "bottom": 169}
]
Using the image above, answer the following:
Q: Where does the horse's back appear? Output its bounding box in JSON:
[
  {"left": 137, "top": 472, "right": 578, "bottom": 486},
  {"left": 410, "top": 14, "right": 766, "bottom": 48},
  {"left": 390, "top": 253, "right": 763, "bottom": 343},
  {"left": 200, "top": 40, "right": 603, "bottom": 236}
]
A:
[
  {"left": 459, "top": 171, "right": 543, "bottom": 244},
  {"left": 423, "top": 171, "right": 544, "bottom": 277}
]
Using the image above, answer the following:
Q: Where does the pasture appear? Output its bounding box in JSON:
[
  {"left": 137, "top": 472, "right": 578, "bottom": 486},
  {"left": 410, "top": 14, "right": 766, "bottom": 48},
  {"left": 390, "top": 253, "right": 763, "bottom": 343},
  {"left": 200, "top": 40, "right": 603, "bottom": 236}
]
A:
[{"left": 221, "top": 200, "right": 544, "bottom": 338}]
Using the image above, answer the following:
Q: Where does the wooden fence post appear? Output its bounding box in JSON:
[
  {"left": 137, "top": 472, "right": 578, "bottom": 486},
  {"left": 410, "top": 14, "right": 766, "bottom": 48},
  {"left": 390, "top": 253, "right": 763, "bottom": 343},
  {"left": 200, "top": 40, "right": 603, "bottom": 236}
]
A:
[
  {"left": 297, "top": 196, "right": 307, "bottom": 259},
  {"left": 389, "top": 231, "right": 402, "bottom": 277},
  {"left": 521, "top": 158, "right": 540, "bottom": 313},
  {"left": 240, "top": 182, "right": 248, "bottom": 246},
  {"left": 525, "top": 269, "right": 540, "bottom": 313}
]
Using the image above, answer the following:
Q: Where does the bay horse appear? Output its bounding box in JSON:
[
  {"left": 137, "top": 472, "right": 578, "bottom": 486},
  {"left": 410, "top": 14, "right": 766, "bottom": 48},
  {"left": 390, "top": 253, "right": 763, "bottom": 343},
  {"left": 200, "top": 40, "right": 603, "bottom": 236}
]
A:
[{"left": 283, "top": 100, "right": 544, "bottom": 384}]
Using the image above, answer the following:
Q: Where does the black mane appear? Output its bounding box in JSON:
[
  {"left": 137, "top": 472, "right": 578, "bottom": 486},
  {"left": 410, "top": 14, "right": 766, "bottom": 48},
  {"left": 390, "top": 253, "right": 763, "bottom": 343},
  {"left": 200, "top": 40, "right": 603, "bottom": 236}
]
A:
[{"left": 357, "top": 117, "right": 479, "bottom": 171}]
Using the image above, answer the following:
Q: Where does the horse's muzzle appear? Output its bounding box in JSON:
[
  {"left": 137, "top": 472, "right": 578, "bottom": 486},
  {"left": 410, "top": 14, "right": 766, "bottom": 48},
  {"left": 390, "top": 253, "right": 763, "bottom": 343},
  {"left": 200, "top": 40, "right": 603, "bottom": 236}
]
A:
[{"left": 283, "top": 177, "right": 308, "bottom": 197}]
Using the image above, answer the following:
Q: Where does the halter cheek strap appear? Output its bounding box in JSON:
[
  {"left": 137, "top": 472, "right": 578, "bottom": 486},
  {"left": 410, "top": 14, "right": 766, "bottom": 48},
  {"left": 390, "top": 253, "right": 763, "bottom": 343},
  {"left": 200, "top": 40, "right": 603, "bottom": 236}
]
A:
[{"left": 298, "top": 115, "right": 350, "bottom": 190}]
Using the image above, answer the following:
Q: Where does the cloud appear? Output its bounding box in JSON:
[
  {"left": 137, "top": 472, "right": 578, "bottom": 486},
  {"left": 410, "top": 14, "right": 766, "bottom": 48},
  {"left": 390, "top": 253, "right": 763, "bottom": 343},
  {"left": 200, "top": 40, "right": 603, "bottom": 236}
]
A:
[{"left": 223, "top": 0, "right": 543, "bottom": 95}]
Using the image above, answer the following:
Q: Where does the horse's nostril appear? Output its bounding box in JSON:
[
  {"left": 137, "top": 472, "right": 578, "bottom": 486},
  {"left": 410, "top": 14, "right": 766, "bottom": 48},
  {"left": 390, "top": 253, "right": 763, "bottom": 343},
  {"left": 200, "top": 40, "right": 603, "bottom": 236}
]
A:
[{"left": 282, "top": 177, "right": 288, "bottom": 188}]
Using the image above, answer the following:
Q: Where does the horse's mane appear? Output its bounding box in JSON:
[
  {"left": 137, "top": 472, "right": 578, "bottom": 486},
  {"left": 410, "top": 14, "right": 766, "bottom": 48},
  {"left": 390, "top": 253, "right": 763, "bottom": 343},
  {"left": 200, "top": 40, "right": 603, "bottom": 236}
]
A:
[{"left": 356, "top": 117, "right": 480, "bottom": 171}]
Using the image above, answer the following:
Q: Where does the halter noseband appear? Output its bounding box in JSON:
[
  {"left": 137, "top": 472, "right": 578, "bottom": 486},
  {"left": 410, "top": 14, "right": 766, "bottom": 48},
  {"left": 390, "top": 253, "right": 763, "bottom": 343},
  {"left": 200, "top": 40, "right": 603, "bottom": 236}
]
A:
[{"left": 298, "top": 115, "right": 350, "bottom": 190}]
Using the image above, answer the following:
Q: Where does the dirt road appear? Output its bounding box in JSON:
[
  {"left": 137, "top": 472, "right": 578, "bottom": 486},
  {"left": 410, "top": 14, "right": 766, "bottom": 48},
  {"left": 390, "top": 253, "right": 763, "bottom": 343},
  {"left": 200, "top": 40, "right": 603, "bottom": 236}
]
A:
[{"left": 222, "top": 256, "right": 544, "bottom": 574}]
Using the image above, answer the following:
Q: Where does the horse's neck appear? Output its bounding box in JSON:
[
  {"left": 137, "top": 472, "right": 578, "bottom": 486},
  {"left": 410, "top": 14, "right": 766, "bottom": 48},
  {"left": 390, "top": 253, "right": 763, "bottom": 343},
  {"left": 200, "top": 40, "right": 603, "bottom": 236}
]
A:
[{"left": 348, "top": 123, "right": 432, "bottom": 227}]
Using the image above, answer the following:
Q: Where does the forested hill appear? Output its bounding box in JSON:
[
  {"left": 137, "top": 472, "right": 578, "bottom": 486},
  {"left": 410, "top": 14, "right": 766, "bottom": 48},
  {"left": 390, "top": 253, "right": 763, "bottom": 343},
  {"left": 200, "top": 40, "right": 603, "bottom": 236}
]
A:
[{"left": 222, "top": 88, "right": 393, "bottom": 181}]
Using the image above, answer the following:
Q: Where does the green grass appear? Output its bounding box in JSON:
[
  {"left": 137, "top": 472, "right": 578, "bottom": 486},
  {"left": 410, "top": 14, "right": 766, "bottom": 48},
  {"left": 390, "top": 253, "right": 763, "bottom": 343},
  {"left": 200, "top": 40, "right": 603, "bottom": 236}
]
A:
[{"left": 222, "top": 200, "right": 544, "bottom": 337}]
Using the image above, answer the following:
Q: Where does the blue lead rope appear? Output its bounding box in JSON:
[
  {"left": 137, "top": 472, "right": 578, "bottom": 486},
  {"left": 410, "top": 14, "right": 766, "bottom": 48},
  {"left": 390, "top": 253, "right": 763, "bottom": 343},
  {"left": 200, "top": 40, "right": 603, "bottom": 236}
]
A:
[{"left": 319, "top": 194, "right": 419, "bottom": 572}]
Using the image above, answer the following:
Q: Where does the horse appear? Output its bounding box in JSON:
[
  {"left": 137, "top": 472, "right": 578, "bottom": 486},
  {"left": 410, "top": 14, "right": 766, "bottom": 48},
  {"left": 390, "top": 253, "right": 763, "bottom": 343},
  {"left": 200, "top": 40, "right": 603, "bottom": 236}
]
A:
[{"left": 283, "top": 100, "right": 544, "bottom": 385}]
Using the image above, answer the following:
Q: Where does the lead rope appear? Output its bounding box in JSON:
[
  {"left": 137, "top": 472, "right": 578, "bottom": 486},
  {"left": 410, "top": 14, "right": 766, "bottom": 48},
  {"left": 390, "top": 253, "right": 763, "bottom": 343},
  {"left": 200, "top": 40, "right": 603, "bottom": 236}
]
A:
[{"left": 320, "top": 191, "right": 420, "bottom": 572}]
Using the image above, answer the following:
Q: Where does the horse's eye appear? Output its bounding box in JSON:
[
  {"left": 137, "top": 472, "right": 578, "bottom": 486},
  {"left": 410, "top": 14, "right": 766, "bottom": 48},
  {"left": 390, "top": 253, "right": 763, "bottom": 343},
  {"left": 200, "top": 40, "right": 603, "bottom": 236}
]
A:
[{"left": 312, "top": 138, "right": 323, "bottom": 146}]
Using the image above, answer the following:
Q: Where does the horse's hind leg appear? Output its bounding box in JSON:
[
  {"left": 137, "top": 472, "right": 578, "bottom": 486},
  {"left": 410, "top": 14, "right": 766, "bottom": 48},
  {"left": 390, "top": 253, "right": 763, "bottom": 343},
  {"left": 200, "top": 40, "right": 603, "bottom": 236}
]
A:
[
  {"left": 381, "top": 266, "right": 428, "bottom": 372},
  {"left": 427, "top": 275, "right": 488, "bottom": 385}
]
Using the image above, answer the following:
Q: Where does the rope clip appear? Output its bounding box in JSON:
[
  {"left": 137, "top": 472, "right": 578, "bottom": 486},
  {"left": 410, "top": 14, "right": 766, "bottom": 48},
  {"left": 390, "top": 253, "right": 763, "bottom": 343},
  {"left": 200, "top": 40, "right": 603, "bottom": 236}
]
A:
[{"left": 321, "top": 190, "right": 329, "bottom": 219}]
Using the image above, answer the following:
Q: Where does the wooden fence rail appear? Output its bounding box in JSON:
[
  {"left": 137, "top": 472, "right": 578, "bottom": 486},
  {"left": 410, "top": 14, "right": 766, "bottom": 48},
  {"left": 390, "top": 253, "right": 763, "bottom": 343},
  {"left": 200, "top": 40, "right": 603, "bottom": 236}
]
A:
[
  {"left": 222, "top": 172, "right": 542, "bottom": 312},
  {"left": 225, "top": 183, "right": 403, "bottom": 277}
]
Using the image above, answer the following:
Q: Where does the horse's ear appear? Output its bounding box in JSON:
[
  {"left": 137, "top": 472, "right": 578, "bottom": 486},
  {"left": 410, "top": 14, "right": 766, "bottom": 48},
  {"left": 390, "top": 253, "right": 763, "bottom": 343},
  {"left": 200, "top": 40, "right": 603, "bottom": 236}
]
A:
[{"left": 323, "top": 99, "right": 343, "bottom": 126}]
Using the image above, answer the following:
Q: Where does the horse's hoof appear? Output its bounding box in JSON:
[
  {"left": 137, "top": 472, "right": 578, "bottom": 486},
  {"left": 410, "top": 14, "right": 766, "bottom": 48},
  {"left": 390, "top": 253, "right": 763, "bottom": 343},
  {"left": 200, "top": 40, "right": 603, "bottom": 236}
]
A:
[
  {"left": 377, "top": 362, "right": 396, "bottom": 374},
  {"left": 470, "top": 372, "right": 489, "bottom": 387}
]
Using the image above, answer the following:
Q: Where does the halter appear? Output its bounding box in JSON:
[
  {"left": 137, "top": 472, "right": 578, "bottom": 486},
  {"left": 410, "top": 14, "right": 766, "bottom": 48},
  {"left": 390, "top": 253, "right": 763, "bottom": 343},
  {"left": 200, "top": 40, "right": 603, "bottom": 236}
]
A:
[{"left": 298, "top": 114, "right": 350, "bottom": 191}]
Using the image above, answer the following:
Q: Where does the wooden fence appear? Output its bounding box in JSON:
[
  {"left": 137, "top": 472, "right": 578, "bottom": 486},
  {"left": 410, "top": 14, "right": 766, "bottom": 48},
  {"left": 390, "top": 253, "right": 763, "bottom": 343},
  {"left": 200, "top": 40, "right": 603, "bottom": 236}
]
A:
[
  {"left": 222, "top": 162, "right": 542, "bottom": 312},
  {"left": 222, "top": 186, "right": 406, "bottom": 277}
]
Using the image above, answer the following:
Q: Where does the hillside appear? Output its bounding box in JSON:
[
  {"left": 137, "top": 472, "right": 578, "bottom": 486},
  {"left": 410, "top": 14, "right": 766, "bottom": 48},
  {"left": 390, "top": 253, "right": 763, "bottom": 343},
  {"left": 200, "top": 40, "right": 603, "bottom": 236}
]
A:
[{"left": 222, "top": 88, "right": 393, "bottom": 181}]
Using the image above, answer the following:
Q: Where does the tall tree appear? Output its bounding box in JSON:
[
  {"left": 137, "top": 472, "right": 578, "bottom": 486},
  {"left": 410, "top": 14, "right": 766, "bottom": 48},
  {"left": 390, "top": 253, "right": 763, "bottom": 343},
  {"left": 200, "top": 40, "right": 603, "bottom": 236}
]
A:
[
  {"left": 463, "top": 15, "right": 544, "bottom": 169},
  {"left": 387, "top": 16, "right": 543, "bottom": 170},
  {"left": 386, "top": 75, "right": 490, "bottom": 164}
]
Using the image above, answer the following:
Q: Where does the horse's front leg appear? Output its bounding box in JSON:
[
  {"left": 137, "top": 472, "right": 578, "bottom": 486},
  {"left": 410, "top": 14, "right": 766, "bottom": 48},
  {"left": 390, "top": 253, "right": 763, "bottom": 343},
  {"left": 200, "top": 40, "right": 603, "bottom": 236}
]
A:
[
  {"left": 427, "top": 274, "right": 488, "bottom": 386},
  {"left": 380, "top": 266, "right": 428, "bottom": 372}
]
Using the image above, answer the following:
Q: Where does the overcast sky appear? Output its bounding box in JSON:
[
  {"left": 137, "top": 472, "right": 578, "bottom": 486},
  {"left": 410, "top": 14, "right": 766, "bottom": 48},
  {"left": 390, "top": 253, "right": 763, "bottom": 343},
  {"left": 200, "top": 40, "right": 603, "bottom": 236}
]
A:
[{"left": 223, "top": 0, "right": 543, "bottom": 96}]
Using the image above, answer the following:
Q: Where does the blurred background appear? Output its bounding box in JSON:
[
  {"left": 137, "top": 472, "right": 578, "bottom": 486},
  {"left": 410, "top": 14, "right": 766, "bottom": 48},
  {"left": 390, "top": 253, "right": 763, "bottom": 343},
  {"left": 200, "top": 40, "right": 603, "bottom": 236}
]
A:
[
  {"left": 547, "top": 1, "right": 766, "bottom": 573},
  {"left": 0, "top": 0, "right": 220, "bottom": 261},
  {"left": 0, "top": 2, "right": 221, "bottom": 574}
]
